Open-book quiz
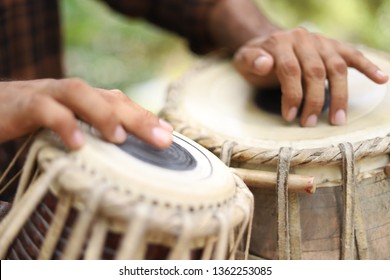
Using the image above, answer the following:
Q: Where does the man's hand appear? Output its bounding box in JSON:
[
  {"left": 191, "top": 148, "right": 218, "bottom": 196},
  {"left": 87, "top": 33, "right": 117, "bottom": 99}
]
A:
[
  {"left": 207, "top": 0, "right": 389, "bottom": 127},
  {"left": 0, "top": 79, "right": 173, "bottom": 150},
  {"left": 233, "top": 27, "right": 389, "bottom": 126}
]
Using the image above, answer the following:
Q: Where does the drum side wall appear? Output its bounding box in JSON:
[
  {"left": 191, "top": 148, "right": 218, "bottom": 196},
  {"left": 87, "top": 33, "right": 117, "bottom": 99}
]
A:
[{"left": 249, "top": 176, "right": 390, "bottom": 260}]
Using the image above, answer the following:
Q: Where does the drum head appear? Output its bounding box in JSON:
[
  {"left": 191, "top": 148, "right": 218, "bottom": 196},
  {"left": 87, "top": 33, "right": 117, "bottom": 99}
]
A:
[
  {"left": 39, "top": 129, "right": 237, "bottom": 209},
  {"left": 172, "top": 49, "right": 390, "bottom": 150}
]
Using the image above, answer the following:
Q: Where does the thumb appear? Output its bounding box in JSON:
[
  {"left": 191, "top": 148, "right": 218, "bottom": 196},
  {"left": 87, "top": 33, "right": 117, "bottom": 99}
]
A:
[{"left": 234, "top": 47, "right": 274, "bottom": 76}]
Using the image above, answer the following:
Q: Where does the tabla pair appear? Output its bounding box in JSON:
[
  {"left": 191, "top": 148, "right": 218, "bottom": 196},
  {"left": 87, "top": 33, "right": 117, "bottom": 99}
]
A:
[{"left": 1, "top": 48, "right": 389, "bottom": 260}]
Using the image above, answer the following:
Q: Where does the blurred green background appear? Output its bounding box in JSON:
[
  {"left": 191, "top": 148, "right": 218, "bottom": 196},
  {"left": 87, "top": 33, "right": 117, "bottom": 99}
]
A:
[{"left": 61, "top": 0, "right": 390, "bottom": 110}]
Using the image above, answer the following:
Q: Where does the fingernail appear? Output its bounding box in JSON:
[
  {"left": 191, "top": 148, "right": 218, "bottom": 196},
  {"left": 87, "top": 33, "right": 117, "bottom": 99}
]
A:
[
  {"left": 304, "top": 114, "right": 318, "bottom": 127},
  {"left": 333, "top": 109, "right": 346, "bottom": 125},
  {"left": 254, "top": 56, "right": 269, "bottom": 71},
  {"left": 159, "top": 119, "right": 173, "bottom": 132},
  {"left": 114, "top": 125, "right": 127, "bottom": 142},
  {"left": 152, "top": 126, "right": 173, "bottom": 147},
  {"left": 286, "top": 107, "right": 298, "bottom": 122},
  {"left": 376, "top": 69, "right": 389, "bottom": 79},
  {"left": 72, "top": 130, "right": 84, "bottom": 148}
]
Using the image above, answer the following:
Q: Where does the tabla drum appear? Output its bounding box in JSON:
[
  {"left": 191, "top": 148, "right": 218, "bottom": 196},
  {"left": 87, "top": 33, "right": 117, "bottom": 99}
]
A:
[
  {"left": 160, "top": 47, "right": 390, "bottom": 260},
  {"left": 0, "top": 124, "right": 253, "bottom": 260}
]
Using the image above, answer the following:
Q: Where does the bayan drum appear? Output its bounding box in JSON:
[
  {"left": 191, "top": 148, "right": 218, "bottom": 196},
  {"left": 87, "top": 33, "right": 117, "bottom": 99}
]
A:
[
  {"left": 161, "top": 47, "right": 390, "bottom": 260},
  {"left": 0, "top": 125, "right": 253, "bottom": 260}
]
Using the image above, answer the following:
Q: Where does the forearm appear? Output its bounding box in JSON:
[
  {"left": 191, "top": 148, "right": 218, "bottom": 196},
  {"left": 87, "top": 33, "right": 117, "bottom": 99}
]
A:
[
  {"left": 101, "top": 0, "right": 218, "bottom": 54},
  {"left": 208, "top": 0, "right": 280, "bottom": 53},
  {"left": 101, "top": 0, "right": 279, "bottom": 54}
]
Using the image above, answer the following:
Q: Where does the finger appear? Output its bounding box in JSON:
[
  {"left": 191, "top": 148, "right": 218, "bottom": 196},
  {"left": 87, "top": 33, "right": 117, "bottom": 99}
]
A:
[
  {"left": 273, "top": 45, "right": 303, "bottom": 123},
  {"left": 28, "top": 95, "right": 84, "bottom": 150},
  {"left": 99, "top": 89, "right": 173, "bottom": 149},
  {"left": 234, "top": 46, "right": 274, "bottom": 76},
  {"left": 321, "top": 50, "right": 349, "bottom": 125},
  {"left": 293, "top": 31, "right": 327, "bottom": 127},
  {"left": 51, "top": 78, "right": 126, "bottom": 144},
  {"left": 338, "top": 44, "right": 389, "bottom": 84},
  {"left": 116, "top": 99, "right": 173, "bottom": 149}
]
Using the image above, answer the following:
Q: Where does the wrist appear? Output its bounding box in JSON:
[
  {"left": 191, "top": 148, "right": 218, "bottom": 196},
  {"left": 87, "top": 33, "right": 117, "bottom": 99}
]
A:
[{"left": 208, "top": 0, "right": 279, "bottom": 53}]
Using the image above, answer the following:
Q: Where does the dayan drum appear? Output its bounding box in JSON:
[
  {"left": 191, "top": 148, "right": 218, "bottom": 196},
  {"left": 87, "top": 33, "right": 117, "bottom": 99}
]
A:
[
  {"left": 161, "top": 47, "right": 390, "bottom": 260},
  {"left": 0, "top": 125, "right": 253, "bottom": 260}
]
